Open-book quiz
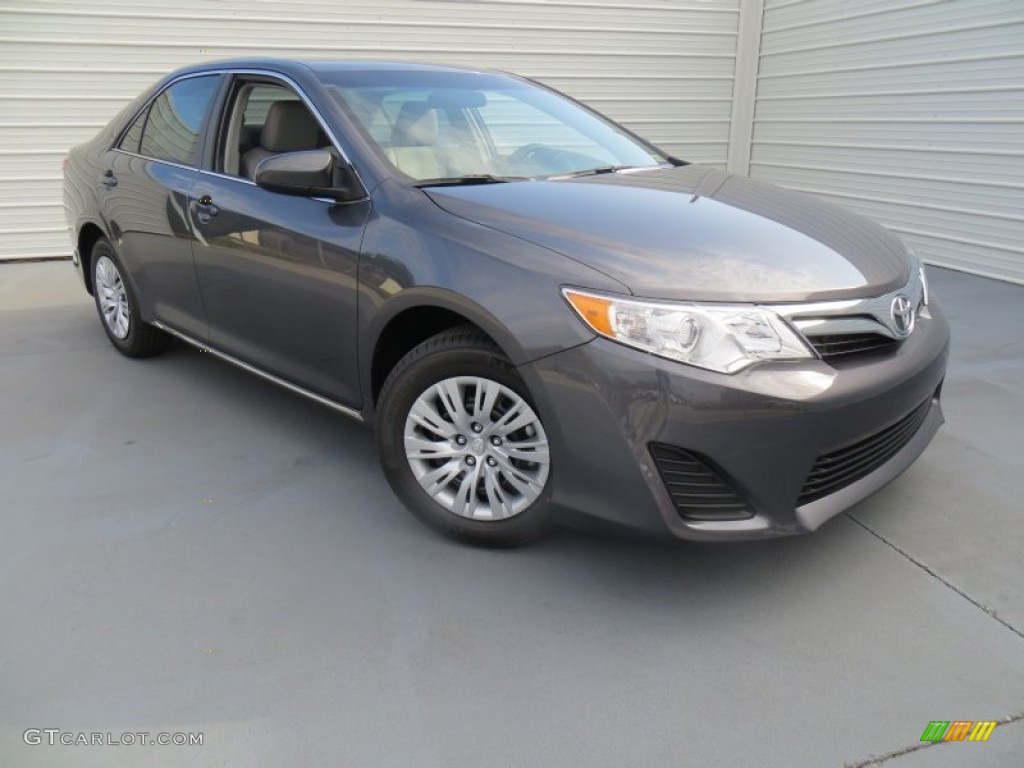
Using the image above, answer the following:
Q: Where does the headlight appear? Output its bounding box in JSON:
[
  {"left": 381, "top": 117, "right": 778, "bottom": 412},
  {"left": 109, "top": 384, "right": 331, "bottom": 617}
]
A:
[
  {"left": 907, "top": 246, "right": 928, "bottom": 307},
  {"left": 563, "top": 288, "right": 813, "bottom": 374}
]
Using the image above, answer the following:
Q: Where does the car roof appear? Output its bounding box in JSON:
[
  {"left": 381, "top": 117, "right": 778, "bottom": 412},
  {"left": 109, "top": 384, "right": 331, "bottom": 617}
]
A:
[{"left": 173, "top": 57, "right": 502, "bottom": 79}]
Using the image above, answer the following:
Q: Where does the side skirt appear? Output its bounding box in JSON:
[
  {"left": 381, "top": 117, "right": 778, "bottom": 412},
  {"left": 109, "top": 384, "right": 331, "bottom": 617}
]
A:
[{"left": 151, "top": 321, "right": 364, "bottom": 423}]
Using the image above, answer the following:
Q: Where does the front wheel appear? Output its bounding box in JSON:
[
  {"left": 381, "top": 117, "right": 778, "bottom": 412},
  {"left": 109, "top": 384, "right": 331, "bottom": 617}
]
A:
[{"left": 377, "top": 327, "right": 553, "bottom": 546}]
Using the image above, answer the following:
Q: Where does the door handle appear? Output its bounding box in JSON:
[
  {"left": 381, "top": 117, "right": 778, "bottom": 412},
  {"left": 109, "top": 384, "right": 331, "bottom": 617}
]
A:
[
  {"left": 191, "top": 195, "right": 220, "bottom": 223},
  {"left": 100, "top": 170, "right": 118, "bottom": 189}
]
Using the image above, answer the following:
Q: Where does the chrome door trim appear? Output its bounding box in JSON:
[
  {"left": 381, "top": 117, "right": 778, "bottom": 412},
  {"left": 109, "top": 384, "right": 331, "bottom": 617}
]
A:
[
  {"left": 110, "top": 148, "right": 196, "bottom": 172},
  {"left": 152, "top": 321, "right": 364, "bottom": 423}
]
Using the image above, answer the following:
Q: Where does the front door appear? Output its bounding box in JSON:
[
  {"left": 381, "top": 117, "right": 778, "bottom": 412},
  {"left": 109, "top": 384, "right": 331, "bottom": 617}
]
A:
[{"left": 190, "top": 78, "right": 369, "bottom": 407}]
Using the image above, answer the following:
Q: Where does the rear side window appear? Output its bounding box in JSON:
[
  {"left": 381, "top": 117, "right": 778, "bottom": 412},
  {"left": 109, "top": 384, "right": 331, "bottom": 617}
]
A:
[
  {"left": 118, "top": 110, "right": 146, "bottom": 153},
  {"left": 135, "top": 76, "right": 219, "bottom": 166}
]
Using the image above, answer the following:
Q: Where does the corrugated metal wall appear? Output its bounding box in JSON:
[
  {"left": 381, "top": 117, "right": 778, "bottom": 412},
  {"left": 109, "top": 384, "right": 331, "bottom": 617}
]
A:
[
  {"left": 0, "top": 0, "right": 741, "bottom": 260},
  {"left": 749, "top": 0, "right": 1024, "bottom": 284},
  {"left": 5, "top": 0, "right": 1023, "bottom": 283}
]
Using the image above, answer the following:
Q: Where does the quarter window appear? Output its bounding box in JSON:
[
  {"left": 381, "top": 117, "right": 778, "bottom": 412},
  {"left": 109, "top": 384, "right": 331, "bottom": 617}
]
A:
[
  {"left": 136, "top": 76, "right": 219, "bottom": 165},
  {"left": 119, "top": 109, "right": 146, "bottom": 153}
]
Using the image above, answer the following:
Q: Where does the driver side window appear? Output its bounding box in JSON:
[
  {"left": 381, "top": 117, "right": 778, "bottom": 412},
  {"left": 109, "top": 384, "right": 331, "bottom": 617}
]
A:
[{"left": 219, "top": 81, "right": 328, "bottom": 179}]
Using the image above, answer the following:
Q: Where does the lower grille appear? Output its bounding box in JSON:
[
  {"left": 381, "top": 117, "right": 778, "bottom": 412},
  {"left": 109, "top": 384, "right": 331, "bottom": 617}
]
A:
[
  {"left": 649, "top": 444, "right": 751, "bottom": 521},
  {"left": 798, "top": 398, "right": 933, "bottom": 505},
  {"left": 806, "top": 333, "right": 901, "bottom": 361}
]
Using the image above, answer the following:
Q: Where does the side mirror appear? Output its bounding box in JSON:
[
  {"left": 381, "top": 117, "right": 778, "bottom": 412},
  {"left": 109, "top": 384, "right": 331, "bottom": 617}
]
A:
[{"left": 254, "top": 149, "right": 365, "bottom": 203}]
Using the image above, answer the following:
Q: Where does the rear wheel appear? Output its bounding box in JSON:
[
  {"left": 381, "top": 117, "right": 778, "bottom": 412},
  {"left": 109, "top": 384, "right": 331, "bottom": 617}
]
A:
[
  {"left": 377, "top": 326, "right": 553, "bottom": 546},
  {"left": 90, "top": 237, "right": 169, "bottom": 358}
]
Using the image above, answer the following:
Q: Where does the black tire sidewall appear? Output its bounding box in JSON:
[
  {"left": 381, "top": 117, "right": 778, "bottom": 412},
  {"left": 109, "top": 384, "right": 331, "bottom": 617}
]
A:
[
  {"left": 90, "top": 238, "right": 165, "bottom": 357},
  {"left": 378, "top": 339, "right": 553, "bottom": 546}
]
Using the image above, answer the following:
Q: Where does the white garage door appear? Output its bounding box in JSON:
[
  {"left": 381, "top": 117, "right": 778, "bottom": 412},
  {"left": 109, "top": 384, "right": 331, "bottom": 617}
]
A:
[
  {"left": 0, "top": 0, "right": 741, "bottom": 261},
  {"left": 748, "top": 0, "right": 1024, "bottom": 284}
]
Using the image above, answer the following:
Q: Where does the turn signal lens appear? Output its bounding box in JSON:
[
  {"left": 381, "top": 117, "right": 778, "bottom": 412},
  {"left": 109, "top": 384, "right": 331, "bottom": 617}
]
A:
[{"left": 563, "top": 291, "right": 614, "bottom": 336}]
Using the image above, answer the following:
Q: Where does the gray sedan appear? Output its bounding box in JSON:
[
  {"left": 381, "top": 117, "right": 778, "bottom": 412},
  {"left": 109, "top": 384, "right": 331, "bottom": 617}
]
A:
[{"left": 62, "top": 59, "right": 948, "bottom": 546}]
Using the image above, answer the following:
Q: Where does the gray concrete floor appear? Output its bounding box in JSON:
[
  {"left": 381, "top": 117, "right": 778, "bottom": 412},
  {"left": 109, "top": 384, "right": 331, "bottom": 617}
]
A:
[{"left": 1, "top": 262, "right": 1022, "bottom": 768}]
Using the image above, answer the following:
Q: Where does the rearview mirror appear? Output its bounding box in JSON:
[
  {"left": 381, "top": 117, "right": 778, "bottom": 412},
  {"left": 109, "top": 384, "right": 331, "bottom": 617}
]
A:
[
  {"left": 254, "top": 149, "right": 365, "bottom": 203},
  {"left": 427, "top": 90, "right": 487, "bottom": 109}
]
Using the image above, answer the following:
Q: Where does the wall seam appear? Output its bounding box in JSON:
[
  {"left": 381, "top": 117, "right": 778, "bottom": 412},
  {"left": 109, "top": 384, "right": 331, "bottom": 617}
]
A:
[{"left": 726, "top": 0, "right": 765, "bottom": 175}]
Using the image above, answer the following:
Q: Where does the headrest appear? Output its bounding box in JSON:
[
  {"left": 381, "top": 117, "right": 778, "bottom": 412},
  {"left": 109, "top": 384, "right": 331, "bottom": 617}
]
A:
[
  {"left": 260, "top": 101, "right": 320, "bottom": 152},
  {"left": 392, "top": 102, "right": 439, "bottom": 147}
]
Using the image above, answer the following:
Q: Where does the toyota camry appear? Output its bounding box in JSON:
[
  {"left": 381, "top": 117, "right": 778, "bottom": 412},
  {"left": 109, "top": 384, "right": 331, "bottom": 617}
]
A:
[{"left": 62, "top": 59, "right": 949, "bottom": 546}]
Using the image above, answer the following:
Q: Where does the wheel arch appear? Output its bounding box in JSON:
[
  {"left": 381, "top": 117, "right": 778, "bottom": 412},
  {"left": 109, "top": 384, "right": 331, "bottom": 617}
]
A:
[
  {"left": 76, "top": 222, "right": 108, "bottom": 295},
  {"left": 366, "top": 291, "right": 523, "bottom": 409}
]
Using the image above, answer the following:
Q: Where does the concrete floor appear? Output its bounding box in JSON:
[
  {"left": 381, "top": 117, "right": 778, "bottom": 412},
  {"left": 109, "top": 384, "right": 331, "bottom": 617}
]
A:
[{"left": 1, "top": 262, "right": 1022, "bottom": 768}]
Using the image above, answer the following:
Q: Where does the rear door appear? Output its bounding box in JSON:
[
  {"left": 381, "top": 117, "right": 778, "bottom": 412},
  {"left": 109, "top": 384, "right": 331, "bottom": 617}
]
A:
[
  {"left": 102, "top": 74, "right": 222, "bottom": 339},
  {"left": 189, "top": 75, "right": 370, "bottom": 407}
]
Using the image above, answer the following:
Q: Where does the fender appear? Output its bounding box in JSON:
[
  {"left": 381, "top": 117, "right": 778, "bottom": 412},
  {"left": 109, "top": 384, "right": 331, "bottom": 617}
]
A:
[{"left": 358, "top": 285, "right": 549, "bottom": 423}]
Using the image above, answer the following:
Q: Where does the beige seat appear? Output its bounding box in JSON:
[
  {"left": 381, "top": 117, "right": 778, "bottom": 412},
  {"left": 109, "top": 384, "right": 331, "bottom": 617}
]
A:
[
  {"left": 242, "top": 101, "right": 321, "bottom": 179},
  {"left": 445, "top": 121, "right": 489, "bottom": 176},
  {"left": 386, "top": 102, "right": 445, "bottom": 180}
]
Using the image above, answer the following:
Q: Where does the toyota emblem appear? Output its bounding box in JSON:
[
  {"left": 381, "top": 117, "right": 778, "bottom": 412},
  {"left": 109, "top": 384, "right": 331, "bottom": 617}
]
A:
[{"left": 891, "top": 294, "right": 915, "bottom": 337}]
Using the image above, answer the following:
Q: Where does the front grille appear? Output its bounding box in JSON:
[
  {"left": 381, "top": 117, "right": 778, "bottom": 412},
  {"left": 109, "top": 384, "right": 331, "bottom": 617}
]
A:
[
  {"left": 806, "top": 333, "right": 901, "bottom": 361},
  {"left": 649, "top": 444, "right": 751, "bottom": 521},
  {"left": 798, "top": 398, "right": 933, "bottom": 505}
]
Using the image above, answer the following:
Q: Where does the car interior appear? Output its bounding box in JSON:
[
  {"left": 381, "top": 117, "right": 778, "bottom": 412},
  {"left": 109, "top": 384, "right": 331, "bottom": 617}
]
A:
[
  {"left": 383, "top": 100, "right": 490, "bottom": 179},
  {"left": 221, "top": 81, "right": 489, "bottom": 182},
  {"left": 221, "top": 84, "right": 332, "bottom": 179},
  {"left": 239, "top": 101, "right": 321, "bottom": 179}
]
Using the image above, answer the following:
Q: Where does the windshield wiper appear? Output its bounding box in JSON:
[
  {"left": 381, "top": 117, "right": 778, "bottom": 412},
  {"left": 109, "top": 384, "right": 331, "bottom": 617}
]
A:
[
  {"left": 413, "top": 174, "right": 528, "bottom": 187},
  {"left": 548, "top": 165, "right": 638, "bottom": 180},
  {"left": 549, "top": 164, "right": 671, "bottom": 180}
]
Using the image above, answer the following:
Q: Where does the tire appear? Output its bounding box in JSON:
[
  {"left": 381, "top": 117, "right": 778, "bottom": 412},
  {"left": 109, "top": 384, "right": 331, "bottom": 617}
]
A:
[
  {"left": 377, "top": 326, "right": 553, "bottom": 546},
  {"left": 90, "top": 237, "right": 169, "bottom": 358}
]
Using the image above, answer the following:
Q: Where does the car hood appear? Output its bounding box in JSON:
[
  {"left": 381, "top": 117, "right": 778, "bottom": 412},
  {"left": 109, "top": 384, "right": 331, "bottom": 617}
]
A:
[{"left": 424, "top": 165, "right": 911, "bottom": 302}]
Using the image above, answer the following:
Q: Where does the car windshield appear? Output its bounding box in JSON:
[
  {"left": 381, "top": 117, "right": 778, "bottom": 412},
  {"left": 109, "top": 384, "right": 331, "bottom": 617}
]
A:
[{"left": 321, "top": 69, "right": 667, "bottom": 183}]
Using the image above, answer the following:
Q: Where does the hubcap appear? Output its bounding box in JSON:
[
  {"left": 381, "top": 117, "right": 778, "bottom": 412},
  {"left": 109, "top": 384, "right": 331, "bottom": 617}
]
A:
[
  {"left": 95, "top": 255, "right": 130, "bottom": 339},
  {"left": 404, "top": 376, "right": 551, "bottom": 521}
]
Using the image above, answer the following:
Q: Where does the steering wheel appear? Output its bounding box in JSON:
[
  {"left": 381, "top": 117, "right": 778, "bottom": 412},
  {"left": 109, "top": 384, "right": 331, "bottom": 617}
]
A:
[{"left": 507, "top": 143, "right": 548, "bottom": 166}]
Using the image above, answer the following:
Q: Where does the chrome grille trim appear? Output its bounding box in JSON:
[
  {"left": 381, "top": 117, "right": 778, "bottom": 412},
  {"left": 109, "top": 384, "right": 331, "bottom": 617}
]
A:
[
  {"left": 771, "top": 267, "right": 925, "bottom": 340},
  {"left": 768, "top": 268, "right": 928, "bottom": 358}
]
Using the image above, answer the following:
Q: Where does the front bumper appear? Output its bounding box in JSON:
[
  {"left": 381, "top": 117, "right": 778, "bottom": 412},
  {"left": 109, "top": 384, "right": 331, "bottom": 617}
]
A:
[{"left": 518, "top": 303, "right": 949, "bottom": 541}]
